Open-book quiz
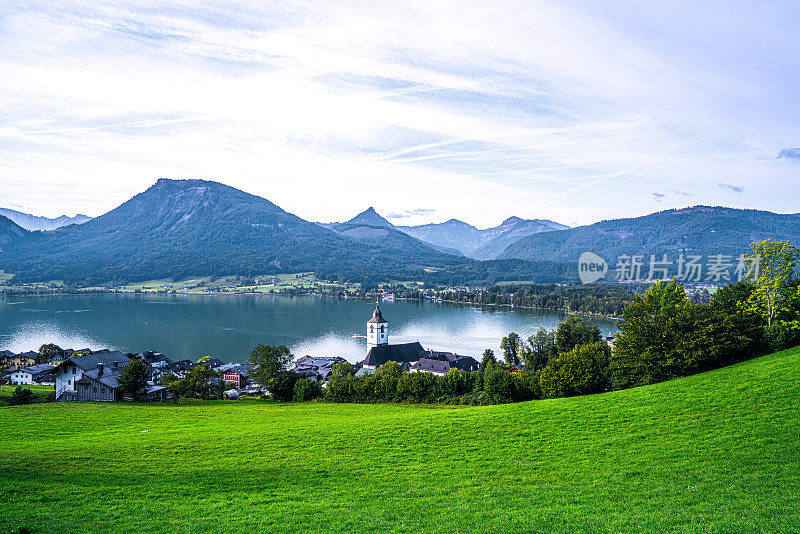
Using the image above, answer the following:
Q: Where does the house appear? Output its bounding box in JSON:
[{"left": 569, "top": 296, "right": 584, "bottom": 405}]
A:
[
  {"left": 0, "top": 350, "right": 16, "bottom": 369},
  {"left": 409, "top": 358, "right": 451, "bottom": 376},
  {"left": 137, "top": 352, "right": 173, "bottom": 385},
  {"left": 165, "top": 359, "right": 196, "bottom": 379},
  {"left": 9, "top": 364, "right": 56, "bottom": 385},
  {"left": 74, "top": 362, "right": 123, "bottom": 401},
  {"left": 53, "top": 350, "right": 130, "bottom": 401},
  {"left": 294, "top": 356, "right": 348, "bottom": 381},
  {"left": 218, "top": 363, "right": 250, "bottom": 389},
  {"left": 138, "top": 351, "right": 172, "bottom": 368},
  {"left": 9, "top": 351, "right": 37, "bottom": 370}
]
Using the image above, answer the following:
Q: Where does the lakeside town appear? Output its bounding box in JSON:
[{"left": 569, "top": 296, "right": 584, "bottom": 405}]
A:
[{"left": 3, "top": 301, "right": 490, "bottom": 403}]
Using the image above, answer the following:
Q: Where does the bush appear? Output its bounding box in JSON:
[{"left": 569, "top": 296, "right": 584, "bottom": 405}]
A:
[
  {"left": 9, "top": 386, "right": 34, "bottom": 406},
  {"left": 269, "top": 371, "right": 299, "bottom": 402},
  {"left": 293, "top": 378, "right": 323, "bottom": 402},
  {"left": 539, "top": 342, "right": 611, "bottom": 399}
]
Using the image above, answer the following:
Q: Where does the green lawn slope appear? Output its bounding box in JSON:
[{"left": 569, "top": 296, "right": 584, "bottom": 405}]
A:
[{"left": 2, "top": 347, "right": 799, "bottom": 533}]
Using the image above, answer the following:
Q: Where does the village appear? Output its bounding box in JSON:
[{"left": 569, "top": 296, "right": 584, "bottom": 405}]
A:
[{"left": 2, "top": 301, "right": 480, "bottom": 402}]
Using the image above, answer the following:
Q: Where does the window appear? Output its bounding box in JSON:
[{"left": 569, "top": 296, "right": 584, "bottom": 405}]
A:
[
  {"left": 72, "top": 367, "right": 76, "bottom": 374},
  {"left": 93, "top": 387, "right": 97, "bottom": 393},
  {"left": 101, "top": 388, "right": 105, "bottom": 394},
  {"left": 68, "top": 380, "right": 71, "bottom": 385}
]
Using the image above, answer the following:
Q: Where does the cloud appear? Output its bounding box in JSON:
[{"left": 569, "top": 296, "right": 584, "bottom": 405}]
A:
[
  {"left": 778, "top": 148, "right": 800, "bottom": 159},
  {"left": 652, "top": 192, "right": 666, "bottom": 202},
  {"left": 386, "top": 208, "right": 437, "bottom": 219},
  {"left": 673, "top": 190, "right": 693, "bottom": 197},
  {"left": 0, "top": 1, "right": 799, "bottom": 225},
  {"left": 718, "top": 183, "right": 744, "bottom": 193}
]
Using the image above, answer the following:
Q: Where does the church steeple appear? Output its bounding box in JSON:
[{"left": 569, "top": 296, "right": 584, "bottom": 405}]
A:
[{"left": 367, "top": 298, "right": 389, "bottom": 351}]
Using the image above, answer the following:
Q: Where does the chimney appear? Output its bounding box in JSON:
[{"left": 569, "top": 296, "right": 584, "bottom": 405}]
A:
[
  {"left": 97, "top": 363, "right": 104, "bottom": 376},
  {"left": 112, "top": 361, "right": 118, "bottom": 368}
]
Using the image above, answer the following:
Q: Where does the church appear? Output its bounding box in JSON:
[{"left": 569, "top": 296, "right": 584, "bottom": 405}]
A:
[{"left": 358, "top": 300, "right": 479, "bottom": 376}]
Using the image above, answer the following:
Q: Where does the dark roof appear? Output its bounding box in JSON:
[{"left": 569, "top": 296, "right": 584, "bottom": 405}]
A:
[
  {"left": 19, "top": 364, "right": 55, "bottom": 376},
  {"left": 448, "top": 356, "right": 480, "bottom": 372},
  {"left": 363, "top": 342, "right": 425, "bottom": 367},
  {"left": 411, "top": 358, "right": 450, "bottom": 375},
  {"left": 57, "top": 350, "right": 129, "bottom": 373},
  {"left": 0, "top": 350, "right": 16, "bottom": 358},
  {"left": 17, "top": 351, "right": 37, "bottom": 359},
  {"left": 367, "top": 304, "right": 388, "bottom": 324},
  {"left": 80, "top": 367, "right": 121, "bottom": 389},
  {"left": 138, "top": 351, "right": 170, "bottom": 364}
]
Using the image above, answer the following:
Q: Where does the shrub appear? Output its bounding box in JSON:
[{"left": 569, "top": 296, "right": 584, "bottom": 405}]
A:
[
  {"left": 269, "top": 371, "right": 298, "bottom": 402},
  {"left": 9, "top": 386, "right": 34, "bottom": 406},
  {"left": 293, "top": 378, "right": 323, "bottom": 402},
  {"left": 539, "top": 342, "right": 611, "bottom": 399}
]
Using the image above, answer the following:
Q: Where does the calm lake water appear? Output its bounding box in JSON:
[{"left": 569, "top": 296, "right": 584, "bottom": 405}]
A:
[{"left": 0, "top": 294, "right": 618, "bottom": 363}]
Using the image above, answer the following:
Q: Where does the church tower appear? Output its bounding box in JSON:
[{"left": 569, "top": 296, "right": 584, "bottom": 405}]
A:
[{"left": 367, "top": 299, "right": 389, "bottom": 352}]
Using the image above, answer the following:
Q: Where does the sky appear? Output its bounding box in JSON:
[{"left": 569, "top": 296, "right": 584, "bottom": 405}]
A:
[{"left": 1, "top": 1, "right": 799, "bottom": 228}]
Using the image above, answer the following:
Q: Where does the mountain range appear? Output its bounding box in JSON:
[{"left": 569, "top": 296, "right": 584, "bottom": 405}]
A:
[
  {"left": 0, "top": 208, "right": 91, "bottom": 231},
  {"left": 323, "top": 208, "right": 568, "bottom": 259},
  {"left": 397, "top": 216, "right": 568, "bottom": 260},
  {"left": 0, "top": 179, "right": 566, "bottom": 286},
  {"left": 498, "top": 206, "right": 800, "bottom": 263},
  {"left": 3, "top": 179, "right": 800, "bottom": 287}
]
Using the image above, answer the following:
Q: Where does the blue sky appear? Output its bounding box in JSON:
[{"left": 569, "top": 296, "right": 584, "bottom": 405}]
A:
[{"left": 1, "top": 0, "right": 799, "bottom": 227}]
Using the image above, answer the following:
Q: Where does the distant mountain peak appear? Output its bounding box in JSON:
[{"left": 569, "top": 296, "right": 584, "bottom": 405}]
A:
[
  {"left": 500, "top": 216, "right": 522, "bottom": 225},
  {"left": 346, "top": 207, "right": 394, "bottom": 228},
  {"left": 0, "top": 207, "right": 92, "bottom": 231}
]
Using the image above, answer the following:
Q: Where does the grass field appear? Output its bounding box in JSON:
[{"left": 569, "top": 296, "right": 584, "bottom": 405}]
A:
[
  {"left": 2, "top": 348, "right": 799, "bottom": 533},
  {"left": 0, "top": 384, "right": 54, "bottom": 407}
]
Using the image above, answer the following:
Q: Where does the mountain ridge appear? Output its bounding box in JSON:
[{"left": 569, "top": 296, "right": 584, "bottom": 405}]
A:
[
  {"left": 498, "top": 205, "right": 800, "bottom": 263},
  {"left": 0, "top": 208, "right": 91, "bottom": 231}
]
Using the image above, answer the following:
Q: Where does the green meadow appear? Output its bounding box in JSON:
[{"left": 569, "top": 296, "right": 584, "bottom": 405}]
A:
[{"left": 2, "top": 347, "right": 799, "bottom": 533}]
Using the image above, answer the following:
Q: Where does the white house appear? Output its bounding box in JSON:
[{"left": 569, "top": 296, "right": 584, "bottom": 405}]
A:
[
  {"left": 53, "top": 350, "right": 129, "bottom": 401},
  {"left": 10, "top": 364, "right": 55, "bottom": 385}
]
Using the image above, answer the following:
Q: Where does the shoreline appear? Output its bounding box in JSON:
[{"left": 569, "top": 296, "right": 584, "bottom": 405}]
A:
[{"left": 0, "top": 289, "right": 624, "bottom": 321}]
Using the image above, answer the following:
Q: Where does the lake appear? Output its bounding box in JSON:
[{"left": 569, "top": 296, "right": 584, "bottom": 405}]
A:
[{"left": 0, "top": 294, "right": 618, "bottom": 363}]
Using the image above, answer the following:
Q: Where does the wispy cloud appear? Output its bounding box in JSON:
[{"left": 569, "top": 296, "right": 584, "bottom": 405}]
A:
[
  {"left": 778, "top": 148, "right": 800, "bottom": 160},
  {"left": 386, "top": 208, "right": 437, "bottom": 219},
  {"left": 718, "top": 183, "right": 744, "bottom": 193},
  {"left": 0, "top": 1, "right": 798, "bottom": 225},
  {"left": 653, "top": 192, "right": 666, "bottom": 202}
]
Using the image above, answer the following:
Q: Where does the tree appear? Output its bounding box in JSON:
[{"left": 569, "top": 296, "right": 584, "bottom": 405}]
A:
[
  {"left": 180, "top": 365, "right": 224, "bottom": 400},
  {"left": 249, "top": 344, "right": 293, "bottom": 387},
  {"left": 746, "top": 239, "right": 800, "bottom": 327},
  {"left": 521, "top": 328, "right": 555, "bottom": 372},
  {"left": 293, "top": 377, "right": 322, "bottom": 401},
  {"left": 269, "top": 371, "right": 298, "bottom": 401},
  {"left": 37, "top": 343, "right": 62, "bottom": 364},
  {"left": 330, "top": 361, "right": 354, "bottom": 378},
  {"left": 555, "top": 317, "right": 601, "bottom": 353},
  {"left": 9, "top": 386, "right": 34, "bottom": 406},
  {"left": 116, "top": 358, "right": 149, "bottom": 401},
  {"left": 480, "top": 349, "right": 497, "bottom": 372},
  {"left": 539, "top": 342, "right": 611, "bottom": 398},
  {"left": 500, "top": 333, "right": 521, "bottom": 365},
  {"left": 611, "top": 280, "right": 691, "bottom": 387}
]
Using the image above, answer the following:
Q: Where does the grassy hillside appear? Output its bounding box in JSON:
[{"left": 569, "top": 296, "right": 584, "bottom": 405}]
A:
[{"left": 2, "top": 348, "right": 799, "bottom": 533}]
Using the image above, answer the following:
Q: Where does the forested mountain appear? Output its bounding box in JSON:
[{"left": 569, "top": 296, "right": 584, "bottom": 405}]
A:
[
  {"left": 0, "top": 208, "right": 91, "bottom": 231},
  {"left": 0, "top": 215, "right": 29, "bottom": 253},
  {"left": 398, "top": 216, "right": 568, "bottom": 259},
  {"left": 498, "top": 206, "right": 800, "bottom": 263},
  {"left": 1, "top": 179, "right": 565, "bottom": 285}
]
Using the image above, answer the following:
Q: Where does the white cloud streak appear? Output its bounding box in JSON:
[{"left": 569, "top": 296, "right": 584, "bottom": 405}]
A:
[{"left": 0, "top": 0, "right": 798, "bottom": 226}]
